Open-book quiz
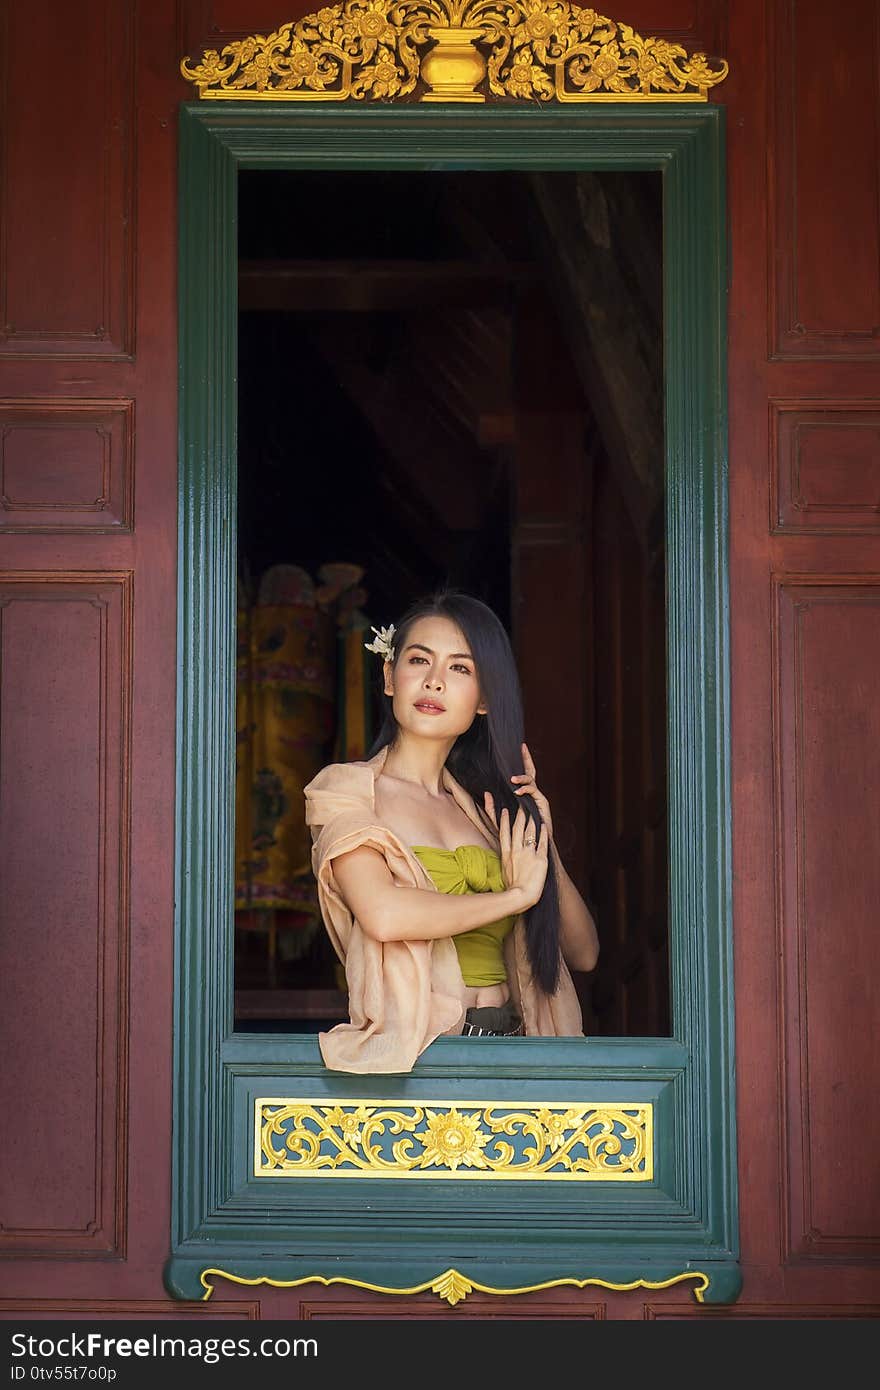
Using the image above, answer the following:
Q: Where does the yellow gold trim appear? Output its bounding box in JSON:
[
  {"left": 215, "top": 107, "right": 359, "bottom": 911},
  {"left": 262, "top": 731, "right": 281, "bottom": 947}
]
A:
[
  {"left": 200, "top": 1266, "right": 712, "bottom": 1305},
  {"left": 255, "top": 1096, "right": 653, "bottom": 1180},
  {"left": 180, "top": 3, "right": 728, "bottom": 104}
]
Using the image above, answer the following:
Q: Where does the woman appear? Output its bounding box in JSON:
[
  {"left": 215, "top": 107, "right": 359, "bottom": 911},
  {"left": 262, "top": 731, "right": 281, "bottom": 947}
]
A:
[{"left": 303, "top": 588, "right": 599, "bottom": 1073}]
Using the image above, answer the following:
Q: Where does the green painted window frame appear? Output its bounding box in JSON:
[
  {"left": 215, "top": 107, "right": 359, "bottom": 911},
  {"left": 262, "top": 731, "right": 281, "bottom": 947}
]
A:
[{"left": 166, "top": 101, "right": 740, "bottom": 1307}]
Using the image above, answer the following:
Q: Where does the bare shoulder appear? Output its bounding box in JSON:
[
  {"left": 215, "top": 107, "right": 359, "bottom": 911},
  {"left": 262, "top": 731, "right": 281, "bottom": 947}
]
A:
[{"left": 332, "top": 841, "right": 394, "bottom": 891}]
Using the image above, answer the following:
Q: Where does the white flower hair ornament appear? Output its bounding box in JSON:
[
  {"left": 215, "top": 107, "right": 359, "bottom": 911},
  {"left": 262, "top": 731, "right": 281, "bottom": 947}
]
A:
[{"left": 363, "top": 623, "right": 396, "bottom": 661}]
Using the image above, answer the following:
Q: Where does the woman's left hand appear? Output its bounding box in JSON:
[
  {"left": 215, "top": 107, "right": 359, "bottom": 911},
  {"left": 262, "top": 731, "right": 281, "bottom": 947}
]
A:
[{"left": 510, "top": 742, "right": 554, "bottom": 841}]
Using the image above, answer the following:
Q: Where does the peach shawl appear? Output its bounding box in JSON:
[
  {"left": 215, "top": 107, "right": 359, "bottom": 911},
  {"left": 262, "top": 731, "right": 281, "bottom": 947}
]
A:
[{"left": 304, "top": 745, "right": 583, "bottom": 1073}]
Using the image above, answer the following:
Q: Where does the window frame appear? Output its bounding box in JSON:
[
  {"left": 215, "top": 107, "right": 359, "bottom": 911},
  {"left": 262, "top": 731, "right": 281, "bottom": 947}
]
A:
[{"left": 166, "top": 101, "right": 740, "bottom": 1307}]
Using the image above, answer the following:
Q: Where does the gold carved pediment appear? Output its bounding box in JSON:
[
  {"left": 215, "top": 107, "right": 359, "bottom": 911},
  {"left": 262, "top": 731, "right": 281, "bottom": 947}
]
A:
[{"left": 180, "top": 2, "right": 728, "bottom": 104}]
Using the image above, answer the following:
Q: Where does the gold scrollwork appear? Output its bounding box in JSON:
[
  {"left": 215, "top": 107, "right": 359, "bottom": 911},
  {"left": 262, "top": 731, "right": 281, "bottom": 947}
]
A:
[
  {"left": 199, "top": 1266, "right": 713, "bottom": 1305},
  {"left": 179, "top": 3, "right": 729, "bottom": 104},
  {"left": 255, "top": 1097, "right": 653, "bottom": 1179}
]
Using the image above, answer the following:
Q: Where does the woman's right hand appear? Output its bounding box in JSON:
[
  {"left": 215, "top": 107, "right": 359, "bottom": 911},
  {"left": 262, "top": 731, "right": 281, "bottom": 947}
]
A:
[{"left": 484, "top": 794, "right": 549, "bottom": 908}]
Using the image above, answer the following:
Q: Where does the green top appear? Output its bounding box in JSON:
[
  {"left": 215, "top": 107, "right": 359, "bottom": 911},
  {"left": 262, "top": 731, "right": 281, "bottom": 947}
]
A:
[{"left": 411, "top": 843, "right": 515, "bottom": 988}]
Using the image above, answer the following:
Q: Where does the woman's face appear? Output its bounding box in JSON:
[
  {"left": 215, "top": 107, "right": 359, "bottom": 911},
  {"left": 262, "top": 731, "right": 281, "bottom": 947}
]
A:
[{"left": 384, "top": 614, "right": 486, "bottom": 739}]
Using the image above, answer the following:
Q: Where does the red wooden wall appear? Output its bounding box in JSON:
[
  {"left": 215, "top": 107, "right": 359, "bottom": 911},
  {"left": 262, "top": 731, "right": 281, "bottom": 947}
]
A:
[{"left": 1, "top": 0, "right": 878, "bottom": 1321}]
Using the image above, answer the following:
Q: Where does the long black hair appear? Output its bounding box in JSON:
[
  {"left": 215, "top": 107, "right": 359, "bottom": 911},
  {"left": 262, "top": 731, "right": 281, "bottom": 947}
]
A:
[{"left": 365, "top": 587, "right": 561, "bottom": 995}]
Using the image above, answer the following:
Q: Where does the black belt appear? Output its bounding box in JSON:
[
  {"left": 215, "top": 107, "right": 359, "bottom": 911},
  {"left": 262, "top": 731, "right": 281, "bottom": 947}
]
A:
[
  {"left": 461, "top": 1003, "right": 524, "bottom": 1037},
  {"left": 461, "top": 1019, "right": 525, "bottom": 1037}
]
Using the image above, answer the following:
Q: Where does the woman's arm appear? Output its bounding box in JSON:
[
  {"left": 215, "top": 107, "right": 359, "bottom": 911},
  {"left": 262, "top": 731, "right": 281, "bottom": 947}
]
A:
[
  {"left": 507, "top": 741, "right": 599, "bottom": 974},
  {"left": 550, "top": 840, "right": 599, "bottom": 972},
  {"left": 332, "top": 840, "right": 538, "bottom": 944}
]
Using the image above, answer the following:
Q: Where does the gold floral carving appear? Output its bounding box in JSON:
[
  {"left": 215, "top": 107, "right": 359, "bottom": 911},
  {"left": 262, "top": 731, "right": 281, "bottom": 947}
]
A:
[
  {"left": 199, "top": 1266, "right": 712, "bottom": 1305},
  {"left": 255, "top": 1097, "right": 653, "bottom": 1179},
  {"left": 180, "top": 3, "right": 728, "bottom": 104}
]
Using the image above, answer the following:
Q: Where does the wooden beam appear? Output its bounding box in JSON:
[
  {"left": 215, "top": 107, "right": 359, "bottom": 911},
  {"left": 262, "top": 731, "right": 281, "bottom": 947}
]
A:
[{"left": 239, "top": 259, "right": 537, "bottom": 313}]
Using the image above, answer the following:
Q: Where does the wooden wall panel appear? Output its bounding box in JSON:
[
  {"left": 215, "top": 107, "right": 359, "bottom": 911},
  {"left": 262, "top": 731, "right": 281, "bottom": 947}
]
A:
[
  {"left": 771, "top": 400, "right": 880, "bottom": 535},
  {"left": 646, "top": 1301, "right": 880, "bottom": 1319},
  {"left": 774, "top": 578, "right": 880, "bottom": 1262},
  {"left": 0, "top": 0, "right": 134, "bottom": 358},
  {"left": 178, "top": 0, "right": 282, "bottom": 52},
  {"left": 0, "top": 575, "right": 131, "bottom": 1256},
  {"left": 0, "top": 0, "right": 178, "bottom": 1306},
  {"left": 0, "top": 400, "right": 134, "bottom": 532},
  {"left": 178, "top": 0, "right": 726, "bottom": 65},
  {"left": 608, "top": 0, "right": 726, "bottom": 50},
  {"left": 769, "top": 0, "right": 880, "bottom": 358},
  {"left": 0, "top": 1301, "right": 259, "bottom": 1320},
  {"left": 729, "top": 0, "right": 880, "bottom": 1314},
  {"left": 298, "top": 1298, "right": 606, "bottom": 1318}
]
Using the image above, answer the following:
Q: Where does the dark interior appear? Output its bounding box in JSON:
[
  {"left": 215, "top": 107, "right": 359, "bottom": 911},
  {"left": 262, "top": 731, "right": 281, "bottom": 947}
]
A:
[{"left": 234, "top": 167, "right": 668, "bottom": 1038}]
